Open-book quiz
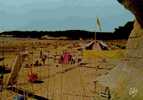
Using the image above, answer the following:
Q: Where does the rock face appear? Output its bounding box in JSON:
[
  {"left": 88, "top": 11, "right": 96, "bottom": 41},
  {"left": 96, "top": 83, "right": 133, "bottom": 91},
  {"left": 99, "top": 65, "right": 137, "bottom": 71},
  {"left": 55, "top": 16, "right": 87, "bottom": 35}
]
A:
[
  {"left": 97, "top": 0, "right": 143, "bottom": 100},
  {"left": 118, "top": 0, "right": 143, "bottom": 65}
]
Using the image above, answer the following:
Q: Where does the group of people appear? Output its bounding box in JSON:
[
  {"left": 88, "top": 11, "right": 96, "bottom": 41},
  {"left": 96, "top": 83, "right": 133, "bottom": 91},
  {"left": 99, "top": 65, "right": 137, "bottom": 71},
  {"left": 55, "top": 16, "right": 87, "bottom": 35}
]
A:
[
  {"left": 59, "top": 51, "right": 73, "bottom": 64},
  {"left": 34, "top": 50, "right": 48, "bottom": 66},
  {"left": 33, "top": 49, "right": 83, "bottom": 67},
  {"left": 59, "top": 51, "right": 82, "bottom": 65}
]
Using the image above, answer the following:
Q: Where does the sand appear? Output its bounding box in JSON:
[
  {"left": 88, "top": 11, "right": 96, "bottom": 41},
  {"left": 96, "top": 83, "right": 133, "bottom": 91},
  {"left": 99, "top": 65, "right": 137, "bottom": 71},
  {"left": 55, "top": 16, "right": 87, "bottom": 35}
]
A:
[{"left": 0, "top": 37, "right": 123, "bottom": 100}]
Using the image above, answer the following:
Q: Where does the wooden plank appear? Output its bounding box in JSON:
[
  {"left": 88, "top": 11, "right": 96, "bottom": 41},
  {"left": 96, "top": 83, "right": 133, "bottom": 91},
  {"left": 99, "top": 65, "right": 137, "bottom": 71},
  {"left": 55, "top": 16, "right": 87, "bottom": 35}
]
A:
[{"left": 6, "top": 53, "right": 27, "bottom": 86}]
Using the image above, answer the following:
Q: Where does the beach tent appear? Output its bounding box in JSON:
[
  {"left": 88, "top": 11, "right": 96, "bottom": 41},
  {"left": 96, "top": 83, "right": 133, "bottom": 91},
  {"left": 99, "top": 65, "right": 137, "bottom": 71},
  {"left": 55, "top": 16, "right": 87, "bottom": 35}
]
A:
[
  {"left": 78, "top": 40, "right": 110, "bottom": 51},
  {"left": 85, "top": 40, "right": 102, "bottom": 50},
  {"left": 98, "top": 41, "right": 110, "bottom": 50}
]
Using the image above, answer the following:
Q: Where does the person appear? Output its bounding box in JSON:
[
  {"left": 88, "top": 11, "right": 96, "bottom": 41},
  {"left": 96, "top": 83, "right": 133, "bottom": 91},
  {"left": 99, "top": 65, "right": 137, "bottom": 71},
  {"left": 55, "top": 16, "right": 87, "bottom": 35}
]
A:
[
  {"left": 63, "top": 51, "right": 71, "bottom": 64},
  {"left": 34, "top": 60, "right": 42, "bottom": 66},
  {"left": 71, "top": 55, "right": 76, "bottom": 64},
  {"left": 41, "top": 54, "right": 47, "bottom": 65},
  {"left": 93, "top": 81, "right": 97, "bottom": 93},
  {"left": 40, "top": 50, "right": 42, "bottom": 59},
  {"left": 0, "top": 75, "right": 3, "bottom": 92},
  {"left": 77, "top": 57, "right": 82, "bottom": 64},
  {"left": 59, "top": 55, "right": 63, "bottom": 64},
  {"left": 105, "top": 87, "right": 111, "bottom": 100}
]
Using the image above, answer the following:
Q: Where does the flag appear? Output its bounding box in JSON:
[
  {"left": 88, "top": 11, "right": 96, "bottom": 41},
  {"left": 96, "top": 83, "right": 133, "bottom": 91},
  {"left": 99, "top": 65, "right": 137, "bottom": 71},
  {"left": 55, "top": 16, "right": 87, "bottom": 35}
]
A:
[{"left": 96, "top": 17, "right": 102, "bottom": 32}]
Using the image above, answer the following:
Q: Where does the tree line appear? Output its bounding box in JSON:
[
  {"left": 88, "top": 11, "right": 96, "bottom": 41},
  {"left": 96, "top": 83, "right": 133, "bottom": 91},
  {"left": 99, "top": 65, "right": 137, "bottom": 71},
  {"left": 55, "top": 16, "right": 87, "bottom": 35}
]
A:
[{"left": 0, "top": 21, "right": 133, "bottom": 40}]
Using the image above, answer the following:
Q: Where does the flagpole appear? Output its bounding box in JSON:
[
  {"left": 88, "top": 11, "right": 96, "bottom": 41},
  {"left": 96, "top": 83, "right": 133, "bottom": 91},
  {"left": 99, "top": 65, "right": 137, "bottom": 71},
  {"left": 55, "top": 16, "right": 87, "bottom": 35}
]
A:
[
  {"left": 95, "top": 17, "right": 97, "bottom": 41},
  {"left": 94, "top": 31, "right": 96, "bottom": 41}
]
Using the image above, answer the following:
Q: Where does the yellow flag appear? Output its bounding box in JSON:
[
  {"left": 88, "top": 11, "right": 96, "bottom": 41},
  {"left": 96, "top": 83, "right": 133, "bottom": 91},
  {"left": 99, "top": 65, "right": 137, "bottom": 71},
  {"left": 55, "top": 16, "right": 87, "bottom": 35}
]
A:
[{"left": 96, "top": 17, "right": 102, "bottom": 32}]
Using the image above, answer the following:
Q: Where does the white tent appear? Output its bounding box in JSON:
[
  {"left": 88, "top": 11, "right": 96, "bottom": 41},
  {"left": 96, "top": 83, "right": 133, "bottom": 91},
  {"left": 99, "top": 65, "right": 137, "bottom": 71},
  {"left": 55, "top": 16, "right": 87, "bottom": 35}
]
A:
[{"left": 78, "top": 40, "right": 110, "bottom": 51}]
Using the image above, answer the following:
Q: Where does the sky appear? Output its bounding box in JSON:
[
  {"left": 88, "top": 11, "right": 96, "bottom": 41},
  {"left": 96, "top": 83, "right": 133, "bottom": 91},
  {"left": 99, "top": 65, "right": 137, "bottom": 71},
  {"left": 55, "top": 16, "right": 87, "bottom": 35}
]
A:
[{"left": 0, "top": 0, "right": 134, "bottom": 32}]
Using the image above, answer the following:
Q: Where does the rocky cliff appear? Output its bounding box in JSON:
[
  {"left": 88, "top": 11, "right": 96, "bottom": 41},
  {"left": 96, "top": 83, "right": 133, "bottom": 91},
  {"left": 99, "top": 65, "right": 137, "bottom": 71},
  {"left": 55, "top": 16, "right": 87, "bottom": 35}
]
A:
[{"left": 97, "top": 0, "right": 143, "bottom": 100}]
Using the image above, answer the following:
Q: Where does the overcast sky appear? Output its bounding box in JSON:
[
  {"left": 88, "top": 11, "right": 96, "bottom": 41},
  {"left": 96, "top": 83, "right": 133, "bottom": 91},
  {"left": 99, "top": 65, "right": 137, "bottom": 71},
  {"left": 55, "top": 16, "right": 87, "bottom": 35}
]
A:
[{"left": 0, "top": 0, "right": 134, "bottom": 32}]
